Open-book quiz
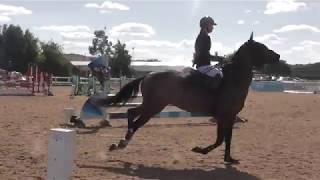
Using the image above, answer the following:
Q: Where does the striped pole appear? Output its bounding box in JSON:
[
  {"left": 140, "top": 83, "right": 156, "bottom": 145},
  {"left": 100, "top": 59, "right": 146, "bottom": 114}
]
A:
[{"left": 108, "top": 111, "right": 211, "bottom": 119}]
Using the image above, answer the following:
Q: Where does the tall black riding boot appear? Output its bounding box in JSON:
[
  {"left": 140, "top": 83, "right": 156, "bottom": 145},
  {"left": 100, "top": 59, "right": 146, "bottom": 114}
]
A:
[{"left": 205, "top": 75, "right": 222, "bottom": 91}]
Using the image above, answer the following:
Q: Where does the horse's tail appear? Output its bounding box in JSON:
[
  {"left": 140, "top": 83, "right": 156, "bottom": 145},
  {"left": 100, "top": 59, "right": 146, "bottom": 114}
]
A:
[{"left": 103, "top": 77, "right": 144, "bottom": 106}]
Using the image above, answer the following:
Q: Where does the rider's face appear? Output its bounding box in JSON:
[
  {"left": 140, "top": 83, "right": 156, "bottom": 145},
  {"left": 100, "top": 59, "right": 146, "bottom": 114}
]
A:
[{"left": 207, "top": 23, "right": 214, "bottom": 33}]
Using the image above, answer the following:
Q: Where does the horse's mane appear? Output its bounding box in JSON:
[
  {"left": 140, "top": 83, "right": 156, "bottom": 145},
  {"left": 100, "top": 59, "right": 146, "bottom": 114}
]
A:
[
  {"left": 229, "top": 41, "right": 250, "bottom": 63},
  {"left": 221, "top": 41, "right": 251, "bottom": 79}
]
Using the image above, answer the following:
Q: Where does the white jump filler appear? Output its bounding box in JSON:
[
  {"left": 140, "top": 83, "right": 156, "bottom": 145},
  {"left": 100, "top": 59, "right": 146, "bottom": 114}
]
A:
[
  {"left": 47, "top": 128, "right": 76, "bottom": 180},
  {"left": 63, "top": 107, "right": 75, "bottom": 124}
]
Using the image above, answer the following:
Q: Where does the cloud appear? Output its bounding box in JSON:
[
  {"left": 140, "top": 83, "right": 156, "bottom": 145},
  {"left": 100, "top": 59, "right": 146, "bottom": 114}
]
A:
[
  {"left": 63, "top": 41, "right": 91, "bottom": 48},
  {"left": 264, "top": 0, "right": 306, "bottom": 15},
  {"left": 34, "top": 25, "right": 94, "bottom": 53},
  {"left": 300, "top": 40, "right": 320, "bottom": 46},
  {"left": 211, "top": 42, "right": 234, "bottom": 55},
  {"left": 0, "top": 15, "right": 10, "bottom": 23},
  {"left": 0, "top": 4, "right": 32, "bottom": 16},
  {"left": 237, "top": 20, "right": 245, "bottom": 25},
  {"left": 84, "top": 1, "right": 130, "bottom": 13},
  {"left": 60, "top": 31, "right": 94, "bottom": 41},
  {"left": 34, "top": 25, "right": 91, "bottom": 32},
  {"left": 0, "top": 4, "right": 32, "bottom": 22},
  {"left": 125, "top": 39, "right": 194, "bottom": 66},
  {"left": 253, "top": 21, "right": 260, "bottom": 25},
  {"left": 62, "top": 41, "right": 92, "bottom": 55},
  {"left": 255, "top": 34, "right": 285, "bottom": 44},
  {"left": 125, "top": 39, "right": 233, "bottom": 66},
  {"left": 235, "top": 33, "right": 284, "bottom": 52},
  {"left": 101, "top": 1, "right": 129, "bottom": 10},
  {"left": 273, "top": 24, "right": 320, "bottom": 33},
  {"left": 84, "top": 3, "right": 99, "bottom": 8},
  {"left": 245, "top": 10, "right": 252, "bottom": 13},
  {"left": 126, "top": 39, "right": 193, "bottom": 49},
  {"left": 37, "top": 23, "right": 232, "bottom": 66},
  {"left": 109, "top": 23, "right": 155, "bottom": 39},
  {"left": 282, "top": 40, "right": 320, "bottom": 64}
]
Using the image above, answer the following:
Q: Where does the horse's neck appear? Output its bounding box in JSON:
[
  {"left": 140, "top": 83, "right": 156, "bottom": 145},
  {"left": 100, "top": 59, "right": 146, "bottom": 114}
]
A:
[
  {"left": 233, "top": 64, "right": 253, "bottom": 88},
  {"left": 228, "top": 54, "right": 253, "bottom": 89}
]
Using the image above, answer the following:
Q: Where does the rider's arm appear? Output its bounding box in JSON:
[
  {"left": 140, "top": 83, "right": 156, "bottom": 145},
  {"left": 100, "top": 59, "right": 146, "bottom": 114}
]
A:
[{"left": 207, "top": 38, "right": 222, "bottom": 63}]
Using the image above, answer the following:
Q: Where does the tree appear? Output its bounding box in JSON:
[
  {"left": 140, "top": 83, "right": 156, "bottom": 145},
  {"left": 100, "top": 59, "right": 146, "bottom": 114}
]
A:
[
  {"left": 40, "top": 41, "right": 72, "bottom": 76},
  {"left": 2, "top": 25, "right": 27, "bottom": 72},
  {"left": 0, "top": 25, "right": 40, "bottom": 73},
  {"left": 0, "top": 25, "right": 6, "bottom": 68},
  {"left": 261, "top": 60, "right": 291, "bottom": 76},
  {"left": 0, "top": 24, "right": 72, "bottom": 75},
  {"left": 291, "top": 62, "right": 320, "bottom": 80},
  {"left": 109, "top": 40, "right": 133, "bottom": 77},
  {"left": 88, "top": 29, "right": 133, "bottom": 77},
  {"left": 23, "top": 30, "right": 40, "bottom": 67},
  {"left": 88, "top": 30, "right": 112, "bottom": 56}
]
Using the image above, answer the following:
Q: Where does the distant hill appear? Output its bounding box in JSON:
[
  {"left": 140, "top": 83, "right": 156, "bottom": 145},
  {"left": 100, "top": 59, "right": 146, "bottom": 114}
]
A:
[
  {"left": 290, "top": 62, "right": 320, "bottom": 80},
  {"left": 132, "top": 59, "right": 161, "bottom": 62},
  {"left": 63, "top": 54, "right": 93, "bottom": 62}
]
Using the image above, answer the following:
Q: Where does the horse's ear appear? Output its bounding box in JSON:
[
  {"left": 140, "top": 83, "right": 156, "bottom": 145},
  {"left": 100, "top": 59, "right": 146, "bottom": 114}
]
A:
[{"left": 249, "top": 32, "right": 253, "bottom": 42}]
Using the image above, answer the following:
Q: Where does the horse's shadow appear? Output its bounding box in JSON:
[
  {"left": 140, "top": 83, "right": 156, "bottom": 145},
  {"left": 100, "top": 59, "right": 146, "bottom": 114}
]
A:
[
  {"left": 77, "top": 160, "right": 260, "bottom": 180},
  {"left": 59, "top": 122, "right": 111, "bottom": 134}
]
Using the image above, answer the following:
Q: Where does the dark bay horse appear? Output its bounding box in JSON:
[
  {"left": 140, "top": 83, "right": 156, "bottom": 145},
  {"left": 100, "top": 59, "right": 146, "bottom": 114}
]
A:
[{"left": 91, "top": 33, "right": 280, "bottom": 164}]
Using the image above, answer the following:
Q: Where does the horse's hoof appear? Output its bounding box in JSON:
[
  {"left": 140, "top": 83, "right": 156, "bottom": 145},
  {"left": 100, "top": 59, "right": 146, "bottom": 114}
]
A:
[
  {"left": 75, "top": 120, "right": 86, "bottom": 128},
  {"left": 109, "top": 144, "right": 118, "bottom": 151},
  {"left": 100, "top": 120, "right": 112, "bottom": 127},
  {"left": 224, "top": 157, "right": 240, "bottom": 164},
  {"left": 118, "top": 139, "right": 128, "bottom": 149},
  {"left": 191, "top": 147, "right": 207, "bottom": 154}
]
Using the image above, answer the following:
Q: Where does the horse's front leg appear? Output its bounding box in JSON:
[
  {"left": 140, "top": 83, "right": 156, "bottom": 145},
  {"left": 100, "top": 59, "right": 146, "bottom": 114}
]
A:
[
  {"left": 224, "top": 115, "right": 239, "bottom": 164},
  {"left": 191, "top": 117, "right": 225, "bottom": 154}
]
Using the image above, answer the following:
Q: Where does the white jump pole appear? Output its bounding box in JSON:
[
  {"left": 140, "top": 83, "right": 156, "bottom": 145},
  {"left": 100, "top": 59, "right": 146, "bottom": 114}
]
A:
[{"left": 47, "top": 128, "right": 76, "bottom": 180}]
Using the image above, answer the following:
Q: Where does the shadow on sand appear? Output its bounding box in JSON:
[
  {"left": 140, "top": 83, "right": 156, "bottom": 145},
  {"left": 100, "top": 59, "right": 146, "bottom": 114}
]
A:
[
  {"left": 77, "top": 160, "right": 260, "bottom": 180},
  {"left": 59, "top": 122, "right": 111, "bottom": 134},
  {"left": 60, "top": 122, "right": 217, "bottom": 135}
]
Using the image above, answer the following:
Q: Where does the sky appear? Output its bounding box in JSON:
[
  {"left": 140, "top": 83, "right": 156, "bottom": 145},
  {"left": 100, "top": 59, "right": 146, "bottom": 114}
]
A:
[{"left": 0, "top": 0, "right": 319, "bottom": 66}]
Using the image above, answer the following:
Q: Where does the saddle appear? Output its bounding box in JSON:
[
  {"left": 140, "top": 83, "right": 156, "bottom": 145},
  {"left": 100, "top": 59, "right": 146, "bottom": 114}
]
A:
[{"left": 182, "top": 67, "right": 222, "bottom": 91}]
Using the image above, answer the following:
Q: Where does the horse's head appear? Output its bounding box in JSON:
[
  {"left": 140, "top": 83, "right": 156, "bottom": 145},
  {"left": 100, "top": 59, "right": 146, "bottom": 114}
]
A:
[{"left": 237, "top": 32, "right": 280, "bottom": 67}]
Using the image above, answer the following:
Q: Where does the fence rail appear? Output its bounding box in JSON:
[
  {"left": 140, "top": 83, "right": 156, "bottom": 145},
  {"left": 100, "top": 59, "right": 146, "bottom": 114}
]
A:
[
  {"left": 52, "top": 76, "right": 72, "bottom": 86},
  {"left": 51, "top": 76, "right": 134, "bottom": 86}
]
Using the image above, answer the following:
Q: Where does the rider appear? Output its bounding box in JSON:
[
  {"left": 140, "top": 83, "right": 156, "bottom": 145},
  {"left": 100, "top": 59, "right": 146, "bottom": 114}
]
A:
[{"left": 193, "top": 16, "right": 223, "bottom": 89}]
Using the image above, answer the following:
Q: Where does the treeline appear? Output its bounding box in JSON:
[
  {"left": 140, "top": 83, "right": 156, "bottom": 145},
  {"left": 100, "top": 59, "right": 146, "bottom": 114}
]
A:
[
  {"left": 259, "top": 60, "right": 320, "bottom": 80},
  {"left": 0, "top": 24, "right": 72, "bottom": 76},
  {"left": 260, "top": 60, "right": 291, "bottom": 76},
  {"left": 0, "top": 25, "right": 134, "bottom": 77},
  {"left": 290, "top": 63, "right": 320, "bottom": 80}
]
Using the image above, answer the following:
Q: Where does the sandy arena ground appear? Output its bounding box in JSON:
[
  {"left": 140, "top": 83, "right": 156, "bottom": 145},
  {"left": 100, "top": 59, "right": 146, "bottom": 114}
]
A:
[{"left": 0, "top": 86, "right": 320, "bottom": 180}]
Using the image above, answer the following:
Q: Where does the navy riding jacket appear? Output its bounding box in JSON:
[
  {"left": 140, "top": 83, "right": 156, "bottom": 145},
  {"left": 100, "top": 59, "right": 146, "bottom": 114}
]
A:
[{"left": 194, "top": 30, "right": 215, "bottom": 68}]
